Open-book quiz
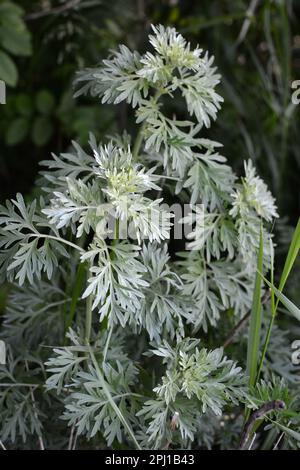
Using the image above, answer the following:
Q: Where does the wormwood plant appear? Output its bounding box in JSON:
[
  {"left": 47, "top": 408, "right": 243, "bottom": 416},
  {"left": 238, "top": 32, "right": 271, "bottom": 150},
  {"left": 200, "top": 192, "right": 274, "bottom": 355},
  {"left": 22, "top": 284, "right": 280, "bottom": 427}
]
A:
[{"left": 0, "top": 25, "right": 299, "bottom": 450}]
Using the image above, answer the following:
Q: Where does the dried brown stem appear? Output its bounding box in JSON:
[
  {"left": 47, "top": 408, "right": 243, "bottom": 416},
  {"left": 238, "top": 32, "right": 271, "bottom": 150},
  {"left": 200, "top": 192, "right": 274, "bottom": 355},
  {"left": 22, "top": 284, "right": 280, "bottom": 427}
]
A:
[{"left": 25, "top": 0, "right": 81, "bottom": 21}]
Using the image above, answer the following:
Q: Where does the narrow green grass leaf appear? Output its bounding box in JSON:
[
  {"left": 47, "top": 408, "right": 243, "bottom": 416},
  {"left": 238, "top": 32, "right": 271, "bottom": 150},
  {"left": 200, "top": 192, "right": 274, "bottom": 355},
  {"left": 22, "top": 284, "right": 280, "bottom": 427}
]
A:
[
  {"left": 278, "top": 217, "right": 300, "bottom": 294},
  {"left": 247, "top": 227, "right": 264, "bottom": 387},
  {"left": 261, "top": 276, "right": 300, "bottom": 322},
  {"left": 256, "top": 219, "right": 300, "bottom": 379}
]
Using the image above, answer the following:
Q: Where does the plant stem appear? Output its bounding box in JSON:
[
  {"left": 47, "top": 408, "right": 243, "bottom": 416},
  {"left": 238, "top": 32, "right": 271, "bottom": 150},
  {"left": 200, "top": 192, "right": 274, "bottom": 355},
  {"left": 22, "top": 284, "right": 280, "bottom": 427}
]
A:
[
  {"left": 273, "top": 420, "right": 291, "bottom": 450},
  {"left": 25, "top": 360, "right": 45, "bottom": 450},
  {"left": 25, "top": 0, "right": 80, "bottom": 20},
  {"left": 257, "top": 219, "right": 300, "bottom": 380},
  {"left": 113, "top": 218, "right": 119, "bottom": 246},
  {"left": 34, "top": 234, "right": 85, "bottom": 254},
  {"left": 0, "top": 440, "right": 6, "bottom": 450},
  {"left": 64, "top": 232, "right": 88, "bottom": 339},
  {"left": 101, "top": 220, "right": 118, "bottom": 356},
  {"left": 256, "top": 243, "right": 276, "bottom": 382},
  {"left": 132, "top": 89, "right": 161, "bottom": 160},
  {"left": 132, "top": 122, "right": 146, "bottom": 160},
  {"left": 68, "top": 426, "right": 75, "bottom": 450},
  {"left": 103, "top": 326, "right": 113, "bottom": 364},
  {"left": 256, "top": 314, "right": 274, "bottom": 380},
  {"left": 88, "top": 346, "right": 141, "bottom": 450},
  {"left": 65, "top": 262, "right": 87, "bottom": 334},
  {"left": 239, "top": 400, "right": 285, "bottom": 449},
  {"left": 85, "top": 293, "right": 93, "bottom": 345},
  {"left": 246, "top": 227, "right": 264, "bottom": 389}
]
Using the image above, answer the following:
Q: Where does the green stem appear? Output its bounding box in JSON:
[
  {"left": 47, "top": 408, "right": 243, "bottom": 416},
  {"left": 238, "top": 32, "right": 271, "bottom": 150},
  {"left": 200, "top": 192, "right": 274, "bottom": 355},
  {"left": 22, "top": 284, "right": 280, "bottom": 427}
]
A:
[
  {"left": 113, "top": 218, "right": 119, "bottom": 246},
  {"left": 132, "top": 89, "right": 161, "bottom": 160},
  {"left": 33, "top": 234, "right": 84, "bottom": 254},
  {"left": 100, "top": 221, "right": 118, "bottom": 354},
  {"left": 25, "top": 360, "right": 45, "bottom": 450},
  {"left": 103, "top": 326, "right": 113, "bottom": 364},
  {"left": 88, "top": 346, "right": 141, "bottom": 450},
  {"left": 256, "top": 315, "right": 275, "bottom": 381},
  {"left": 256, "top": 244, "right": 276, "bottom": 383},
  {"left": 64, "top": 232, "right": 88, "bottom": 339},
  {"left": 257, "top": 296, "right": 275, "bottom": 381},
  {"left": 85, "top": 292, "right": 93, "bottom": 345},
  {"left": 132, "top": 122, "right": 146, "bottom": 160},
  {"left": 65, "top": 262, "right": 87, "bottom": 334}
]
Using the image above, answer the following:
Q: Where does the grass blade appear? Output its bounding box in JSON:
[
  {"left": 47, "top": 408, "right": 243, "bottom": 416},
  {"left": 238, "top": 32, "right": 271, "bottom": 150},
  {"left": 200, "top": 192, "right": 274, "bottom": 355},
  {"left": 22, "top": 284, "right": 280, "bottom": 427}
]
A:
[
  {"left": 278, "top": 217, "right": 300, "bottom": 294},
  {"left": 261, "top": 276, "right": 300, "bottom": 322},
  {"left": 257, "top": 218, "right": 300, "bottom": 378},
  {"left": 246, "top": 227, "right": 264, "bottom": 387}
]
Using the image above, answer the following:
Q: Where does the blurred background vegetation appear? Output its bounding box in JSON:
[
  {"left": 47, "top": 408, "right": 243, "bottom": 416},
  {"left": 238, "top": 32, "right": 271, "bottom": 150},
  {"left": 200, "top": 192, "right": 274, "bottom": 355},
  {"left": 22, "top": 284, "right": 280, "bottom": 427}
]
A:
[{"left": 0, "top": 0, "right": 299, "bottom": 304}]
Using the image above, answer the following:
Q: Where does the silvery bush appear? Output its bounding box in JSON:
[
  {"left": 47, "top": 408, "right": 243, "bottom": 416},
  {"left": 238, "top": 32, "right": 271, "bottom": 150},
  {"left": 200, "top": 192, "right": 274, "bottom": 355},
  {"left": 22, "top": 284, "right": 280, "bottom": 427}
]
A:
[{"left": 0, "top": 25, "right": 299, "bottom": 450}]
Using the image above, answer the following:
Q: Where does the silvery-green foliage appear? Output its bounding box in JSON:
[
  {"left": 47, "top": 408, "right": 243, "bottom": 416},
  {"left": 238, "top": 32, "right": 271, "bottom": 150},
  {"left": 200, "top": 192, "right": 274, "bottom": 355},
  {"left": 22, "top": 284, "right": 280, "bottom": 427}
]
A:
[
  {"left": 0, "top": 194, "right": 69, "bottom": 285},
  {"left": 46, "top": 329, "right": 140, "bottom": 447},
  {"left": 181, "top": 205, "right": 237, "bottom": 260},
  {"left": 247, "top": 375, "right": 290, "bottom": 410},
  {"left": 178, "top": 252, "right": 253, "bottom": 330},
  {"left": 62, "top": 361, "right": 139, "bottom": 446},
  {"left": 230, "top": 160, "right": 278, "bottom": 223},
  {"left": 76, "top": 25, "right": 222, "bottom": 178},
  {"left": 195, "top": 412, "right": 221, "bottom": 449},
  {"left": 135, "top": 243, "right": 194, "bottom": 341},
  {"left": 0, "top": 24, "right": 287, "bottom": 449},
  {"left": 1, "top": 277, "right": 67, "bottom": 347},
  {"left": 43, "top": 138, "right": 171, "bottom": 244},
  {"left": 41, "top": 138, "right": 95, "bottom": 191},
  {"left": 139, "top": 339, "right": 245, "bottom": 448},
  {"left": 182, "top": 150, "right": 235, "bottom": 209},
  {"left": 229, "top": 160, "right": 278, "bottom": 268},
  {"left": 45, "top": 329, "right": 130, "bottom": 394},
  {"left": 246, "top": 375, "right": 300, "bottom": 449},
  {"left": 74, "top": 45, "right": 147, "bottom": 107},
  {"left": 75, "top": 25, "right": 222, "bottom": 128},
  {"left": 74, "top": 23, "right": 277, "bottom": 330},
  {"left": 81, "top": 241, "right": 148, "bottom": 327},
  {"left": 0, "top": 351, "right": 44, "bottom": 444},
  {"left": 262, "top": 322, "right": 300, "bottom": 385},
  {"left": 137, "top": 397, "right": 203, "bottom": 449},
  {"left": 45, "top": 329, "right": 88, "bottom": 395},
  {"left": 43, "top": 178, "right": 103, "bottom": 238},
  {"left": 151, "top": 339, "right": 245, "bottom": 411}
]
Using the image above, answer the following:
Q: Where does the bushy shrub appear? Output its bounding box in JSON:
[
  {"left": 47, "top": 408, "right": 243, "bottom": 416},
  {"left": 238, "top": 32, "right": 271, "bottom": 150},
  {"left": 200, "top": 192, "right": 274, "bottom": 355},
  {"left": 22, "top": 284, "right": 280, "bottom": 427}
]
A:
[{"left": 0, "top": 25, "right": 299, "bottom": 450}]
